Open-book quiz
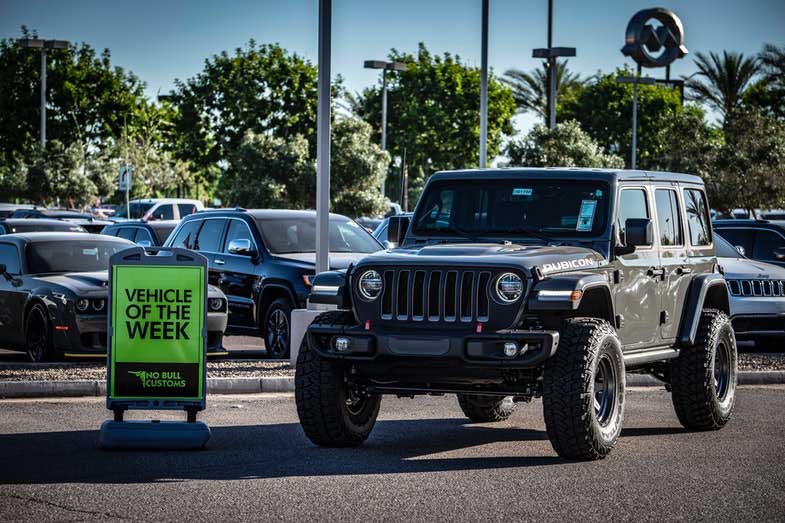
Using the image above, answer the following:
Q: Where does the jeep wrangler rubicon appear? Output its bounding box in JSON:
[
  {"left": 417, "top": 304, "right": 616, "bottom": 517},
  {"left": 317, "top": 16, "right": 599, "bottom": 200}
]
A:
[{"left": 295, "top": 168, "right": 736, "bottom": 460}]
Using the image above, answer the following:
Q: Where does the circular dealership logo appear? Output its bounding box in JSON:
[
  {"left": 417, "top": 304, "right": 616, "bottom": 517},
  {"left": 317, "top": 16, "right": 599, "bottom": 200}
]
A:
[{"left": 622, "top": 8, "right": 688, "bottom": 68}]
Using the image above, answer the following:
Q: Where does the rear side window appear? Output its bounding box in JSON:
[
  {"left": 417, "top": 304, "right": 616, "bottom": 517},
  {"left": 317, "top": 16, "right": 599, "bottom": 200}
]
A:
[
  {"left": 0, "top": 243, "right": 20, "bottom": 274},
  {"left": 618, "top": 188, "right": 650, "bottom": 246},
  {"left": 195, "top": 219, "right": 226, "bottom": 252},
  {"left": 178, "top": 203, "right": 197, "bottom": 217},
  {"left": 655, "top": 189, "right": 683, "bottom": 246},
  {"left": 684, "top": 189, "right": 712, "bottom": 246},
  {"left": 170, "top": 220, "right": 201, "bottom": 249}
]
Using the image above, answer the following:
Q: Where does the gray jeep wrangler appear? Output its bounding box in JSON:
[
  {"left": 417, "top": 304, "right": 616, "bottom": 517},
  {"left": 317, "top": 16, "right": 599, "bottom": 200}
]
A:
[{"left": 295, "top": 168, "right": 736, "bottom": 460}]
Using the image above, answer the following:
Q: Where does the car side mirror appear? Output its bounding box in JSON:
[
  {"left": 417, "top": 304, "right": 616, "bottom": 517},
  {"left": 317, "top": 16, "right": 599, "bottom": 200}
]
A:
[
  {"left": 735, "top": 245, "right": 746, "bottom": 257},
  {"left": 773, "top": 246, "right": 785, "bottom": 260},
  {"left": 228, "top": 238, "right": 255, "bottom": 257},
  {"left": 615, "top": 218, "right": 653, "bottom": 256},
  {"left": 388, "top": 215, "right": 410, "bottom": 246},
  {"left": 137, "top": 240, "right": 152, "bottom": 248},
  {"left": 0, "top": 264, "right": 11, "bottom": 282}
]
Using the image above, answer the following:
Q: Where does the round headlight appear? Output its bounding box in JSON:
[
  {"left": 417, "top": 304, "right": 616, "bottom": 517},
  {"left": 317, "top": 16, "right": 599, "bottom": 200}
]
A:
[
  {"left": 209, "top": 297, "right": 224, "bottom": 311},
  {"left": 75, "top": 298, "right": 90, "bottom": 312},
  {"left": 91, "top": 299, "right": 105, "bottom": 312},
  {"left": 496, "top": 273, "right": 523, "bottom": 303},
  {"left": 358, "top": 270, "right": 383, "bottom": 300}
]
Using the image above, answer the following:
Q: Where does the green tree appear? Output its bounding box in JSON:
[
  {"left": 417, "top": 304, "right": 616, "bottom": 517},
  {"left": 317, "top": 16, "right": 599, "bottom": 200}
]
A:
[
  {"left": 559, "top": 69, "right": 684, "bottom": 168},
  {"left": 17, "top": 140, "right": 97, "bottom": 207},
  {"left": 171, "top": 41, "right": 338, "bottom": 183},
  {"left": 349, "top": 43, "right": 516, "bottom": 203},
  {"left": 0, "top": 27, "right": 147, "bottom": 166},
  {"left": 501, "top": 60, "right": 587, "bottom": 122},
  {"left": 684, "top": 51, "right": 760, "bottom": 122},
  {"left": 331, "top": 118, "right": 389, "bottom": 217},
  {"left": 506, "top": 120, "right": 624, "bottom": 168},
  {"left": 743, "top": 44, "right": 785, "bottom": 120},
  {"left": 647, "top": 107, "right": 721, "bottom": 181}
]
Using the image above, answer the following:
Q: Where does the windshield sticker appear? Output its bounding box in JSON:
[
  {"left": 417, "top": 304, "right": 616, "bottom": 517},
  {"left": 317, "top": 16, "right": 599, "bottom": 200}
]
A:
[
  {"left": 512, "top": 188, "right": 533, "bottom": 196},
  {"left": 576, "top": 200, "right": 597, "bottom": 232}
]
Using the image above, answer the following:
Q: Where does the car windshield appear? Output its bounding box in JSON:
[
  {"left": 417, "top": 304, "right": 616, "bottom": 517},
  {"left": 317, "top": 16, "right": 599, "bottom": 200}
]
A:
[
  {"left": 114, "top": 202, "right": 154, "bottom": 219},
  {"left": 257, "top": 218, "right": 382, "bottom": 254},
  {"left": 715, "top": 234, "right": 746, "bottom": 258},
  {"left": 412, "top": 179, "right": 610, "bottom": 239},
  {"left": 26, "top": 240, "right": 127, "bottom": 274}
]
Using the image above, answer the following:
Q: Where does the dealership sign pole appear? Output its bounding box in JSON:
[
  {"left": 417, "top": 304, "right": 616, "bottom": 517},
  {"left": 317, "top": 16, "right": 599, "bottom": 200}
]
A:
[{"left": 99, "top": 246, "right": 210, "bottom": 450}]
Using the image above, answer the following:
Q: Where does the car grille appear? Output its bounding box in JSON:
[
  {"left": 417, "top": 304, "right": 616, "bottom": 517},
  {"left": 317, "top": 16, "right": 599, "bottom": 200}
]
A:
[
  {"left": 374, "top": 268, "right": 505, "bottom": 323},
  {"left": 727, "top": 279, "right": 785, "bottom": 297}
]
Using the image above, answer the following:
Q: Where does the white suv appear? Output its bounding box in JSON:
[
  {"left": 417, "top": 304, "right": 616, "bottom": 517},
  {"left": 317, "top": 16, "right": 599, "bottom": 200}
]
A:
[{"left": 112, "top": 199, "right": 204, "bottom": 222}]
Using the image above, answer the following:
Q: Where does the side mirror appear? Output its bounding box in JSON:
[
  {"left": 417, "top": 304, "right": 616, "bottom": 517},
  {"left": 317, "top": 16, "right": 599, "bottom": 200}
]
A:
[
  {"left": 228, "top": 238, "right": 255, "bottom": 257},
  {"left": 773, "top": 246, "right": 785, "bottom": 260},
  {"left": 137, "top": 240, "right": 152, "bottom": 248},
  {"left": 387, "top": 215, "right": 410, "bottom": 246},
  {"left": 615, "top": 218, "right": 653, "bottom": 256},
  {"left": 735, "top": 245, "right": 746, "bottom": 257},
  {"left": 0, "top": 264, "right": 11, "bottom": 282}
]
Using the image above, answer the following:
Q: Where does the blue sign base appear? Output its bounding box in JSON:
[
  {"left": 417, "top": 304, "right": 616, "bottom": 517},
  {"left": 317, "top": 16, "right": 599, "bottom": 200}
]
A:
[{"left": 99, "top": 420, "right": 211, "bottom": 450}]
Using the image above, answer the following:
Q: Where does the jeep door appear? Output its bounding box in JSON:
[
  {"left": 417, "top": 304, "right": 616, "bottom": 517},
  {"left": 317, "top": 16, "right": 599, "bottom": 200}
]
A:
[
  {"left": 681, "top": 185, "right": 716, "bottom": 298},
  {"left": 653, "top": 185, "right": 690, "bottom": 341},
  {"left": 613, "top": 185, "right": 660, "bottom": 349},
  {"left": 0, "top": 242, "right": 26, "bottom": 346},
  {"left": 214, "top": 218, "right": 260, "bottom": 330}
]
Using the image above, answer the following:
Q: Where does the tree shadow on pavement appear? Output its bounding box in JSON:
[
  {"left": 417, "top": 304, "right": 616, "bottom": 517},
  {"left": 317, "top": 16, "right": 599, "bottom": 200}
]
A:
[{"left": 0, "top": 418, "right": 568, "bottom": 485}]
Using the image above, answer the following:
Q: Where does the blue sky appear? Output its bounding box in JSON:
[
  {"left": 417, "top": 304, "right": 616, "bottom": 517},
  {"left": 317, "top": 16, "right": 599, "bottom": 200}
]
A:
[{"left": 1, "top": 0, "right": 783, "bottom": 133}]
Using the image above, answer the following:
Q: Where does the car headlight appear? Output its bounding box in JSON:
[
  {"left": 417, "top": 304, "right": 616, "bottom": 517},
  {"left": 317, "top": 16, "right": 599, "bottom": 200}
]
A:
[
  {"left": 495, "top": 273, "right": 523, "bottom": 303},
  {"left": 75, "top": 298, "right": 90, "bottom": 312},
  {"left": 92, "top": 299, "right": 105, "bottom": 312},
  {"left": 358, "top": 270, "right": 383, "bottom": 300},
  {"left": 209, "top": 297, "right": 224, "bottom": 311}
]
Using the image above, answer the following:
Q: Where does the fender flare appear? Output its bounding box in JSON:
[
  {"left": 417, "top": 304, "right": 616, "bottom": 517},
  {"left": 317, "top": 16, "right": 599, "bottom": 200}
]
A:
[
  {"left": 528, "top": 272, "right": 614, "bottom": 316},
  {"left": 677, "top": 273, "right": 730, "bottom": 346}
]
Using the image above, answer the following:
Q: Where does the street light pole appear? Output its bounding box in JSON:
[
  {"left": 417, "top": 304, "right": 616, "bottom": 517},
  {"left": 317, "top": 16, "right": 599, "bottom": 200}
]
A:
[
  {"left": 616, "top": 72, "right": 655, "bottom": 170},
  {"left": 316, "top": 0, "right": 332, "bottom": 275},
  {"left": 381, "top": 68, "right": 388, "bottom": 151},
  {"left": 479, "top": 0, "right": 489, "bottom": 168},
  {"left": 532, "top": 2, "right": 574, "bottom": 131},
  {"left": 19, "top": 38, "right": 69, "bottom": 148}
]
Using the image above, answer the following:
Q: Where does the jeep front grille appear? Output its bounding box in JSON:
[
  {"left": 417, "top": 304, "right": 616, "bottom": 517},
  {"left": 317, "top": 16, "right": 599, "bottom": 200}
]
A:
[
  {"left": 377, "top": 268, "right": 496, "bottom": 323},
  {"left": 727, "top": 279, "right": 785, "bottom": 297}
]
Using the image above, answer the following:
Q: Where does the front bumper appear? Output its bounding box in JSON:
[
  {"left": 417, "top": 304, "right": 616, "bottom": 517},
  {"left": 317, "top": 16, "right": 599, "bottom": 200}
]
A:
[{"left": 307, "top": 323, "right": 559, "bottom": 369}]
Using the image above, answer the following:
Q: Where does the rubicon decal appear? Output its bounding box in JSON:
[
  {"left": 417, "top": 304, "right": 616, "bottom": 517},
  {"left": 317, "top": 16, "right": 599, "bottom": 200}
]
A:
[{"left": 541, "top": 258, "right": 597, "bottom": 273}]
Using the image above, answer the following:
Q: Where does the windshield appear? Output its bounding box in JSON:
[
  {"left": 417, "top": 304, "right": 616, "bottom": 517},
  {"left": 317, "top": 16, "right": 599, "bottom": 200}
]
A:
[
  {"left": 114, "top": 202, "right": 154, "bottom": 219},
  {"left": 257, "top": 218, "right": 382, "bottom": 254},
  {"left": 715, "top": 234, "right": 746, "bottom": 258},
  {"left": 26, "top": 240, "right": 127, "bottom": 274},
  {"left": 412, "top": 179, "right": 610, "bottom": 239}
]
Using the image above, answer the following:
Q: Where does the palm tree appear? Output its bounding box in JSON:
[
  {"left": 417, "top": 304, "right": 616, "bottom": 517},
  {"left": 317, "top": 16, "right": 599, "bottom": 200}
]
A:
[
  {"left": 684, "top": 51, "right": 760, "bottom": 120},
  {"left": 502, "top": 60, "right": 586, "bottom": 122},
  {"left": 759, "top": 43, "right": 785, "bottom": 84}
]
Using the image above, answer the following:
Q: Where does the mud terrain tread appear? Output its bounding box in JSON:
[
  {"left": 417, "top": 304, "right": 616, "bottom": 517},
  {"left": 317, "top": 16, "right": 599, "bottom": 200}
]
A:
[{"left": 457, "top": 394, "right": 515, "bottom": 422}]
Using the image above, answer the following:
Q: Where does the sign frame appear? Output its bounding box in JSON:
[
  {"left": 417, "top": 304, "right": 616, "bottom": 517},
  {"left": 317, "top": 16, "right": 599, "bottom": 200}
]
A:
[{"left": 106, "top": 246, "right": 208, "bottom": 415}]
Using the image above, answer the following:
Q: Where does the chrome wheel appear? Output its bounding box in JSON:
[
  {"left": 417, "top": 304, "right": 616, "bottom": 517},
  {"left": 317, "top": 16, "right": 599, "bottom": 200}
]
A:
[
  {"left": 265, "top": 308, "right": 289, "bottom": 358},
  {"left": 594, "top": 352, "right": 618, "bottom": 427},
  {"left": 714, "top": 338, "right": 732, "bottom": 402}
]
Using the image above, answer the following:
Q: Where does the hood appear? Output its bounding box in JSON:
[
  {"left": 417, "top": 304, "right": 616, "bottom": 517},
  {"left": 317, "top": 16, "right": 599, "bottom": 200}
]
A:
[
  {"left": 273, "top": 252, "right": 371, "bottom": 270},
  {"left": 357, "top": 243, "right": 606, "bottom": 274},
  {"left": 35, "top": 271, "right": 109, "bottom": 293},
  {"left": 719, "top": 256, "right": 785, "bottom": 279}
]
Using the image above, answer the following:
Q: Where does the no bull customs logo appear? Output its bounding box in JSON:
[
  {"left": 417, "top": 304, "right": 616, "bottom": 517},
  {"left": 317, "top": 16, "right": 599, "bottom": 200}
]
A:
[
  {"left": 129, "top": 370, "right": 187, "bottom": 389},
  {"left": 621, "top": 7, "right": 688, "bottom": 68}
]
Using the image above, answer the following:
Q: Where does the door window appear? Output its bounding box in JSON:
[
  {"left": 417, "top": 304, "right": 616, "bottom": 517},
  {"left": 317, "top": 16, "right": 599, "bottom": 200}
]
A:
[
  {"left": 178, "top": 203, "right": 197, "bottom": 218},
  {"left": 655, "top": 189, "right": 683, "bottom": 246},
  {"left": 134, "top": 228, "right": 155, "bottom": 245},
  {"left": 170, "top": 220, "right": 201, "bottom": 250},
  {"left": 0, "top": 243, "right": 20, "bottom": 274},
  {"left": 195, "top": 219, "right": 226, "bottom": 252},
  {"left": 753, "top": 230, "right": 785, "bottom": 261},
  {"left": 618, "top": 189, "right": 650, "bottom": 246},
  {"left": 716, "top": 229, "right": 754, "bottom": 256},
  {"left": 223, "top": 220, "right": 254, "bottom": 253},
  {"left": 155, "top": 205, "right": 175, "bottom": 220},
  {"left": 684, "top": 189, "right": 712, "bottom": 246},
  {"left": 117, "top": 228, "right": 136, "bottom": 241}
]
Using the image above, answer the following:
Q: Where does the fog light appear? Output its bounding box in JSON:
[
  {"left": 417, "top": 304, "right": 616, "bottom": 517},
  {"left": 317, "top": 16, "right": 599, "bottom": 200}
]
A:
[
  {"left": 503, "top": 342, "right": 518, "bottom": 357},
  {"left": 335, "top": 337, "right": 350, "bottom": 352}
]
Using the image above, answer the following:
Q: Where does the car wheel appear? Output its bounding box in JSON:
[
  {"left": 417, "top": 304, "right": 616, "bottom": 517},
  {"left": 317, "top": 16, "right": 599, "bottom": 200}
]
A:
[
  {"left": 26, "top": 304, "right": 51, "bottom": 363},
  {"left": 264, "top": 298, "right": 293, "bottom": 359},
  {"left": 671, "top": 309, "right": 737, "bottom": 430},
  {"left": 542, "top": 318, "right": 625, "bottom": 460},
  {"left": 295, "top": 311, "right": 381, "bottom": 447},
  {"left": 457, "top": 394, "right": 515, "bottom": 422}
]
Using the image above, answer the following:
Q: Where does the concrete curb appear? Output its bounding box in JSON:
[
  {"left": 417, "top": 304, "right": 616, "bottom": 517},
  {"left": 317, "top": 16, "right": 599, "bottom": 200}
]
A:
[{"left": 0, "top": 371, "right": 783, "bottom": 399}]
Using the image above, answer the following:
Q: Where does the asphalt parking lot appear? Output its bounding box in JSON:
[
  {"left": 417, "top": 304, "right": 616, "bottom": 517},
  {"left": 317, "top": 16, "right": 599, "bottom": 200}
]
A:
[{"left": 1, "top": 387, "right": 783, "bottom": 521}]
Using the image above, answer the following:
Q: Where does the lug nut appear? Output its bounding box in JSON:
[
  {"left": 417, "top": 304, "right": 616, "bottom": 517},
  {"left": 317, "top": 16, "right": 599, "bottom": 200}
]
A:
[{"left": 503, "top": 342, "right": 518, "bottom": 357}]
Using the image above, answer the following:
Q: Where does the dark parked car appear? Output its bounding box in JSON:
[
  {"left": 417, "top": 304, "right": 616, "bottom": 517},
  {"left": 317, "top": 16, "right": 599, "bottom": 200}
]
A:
[
  {"left": 0, "top": 218, "right": 87, "bottom": 235},
  {"left": 713, "top": 219, "right": 785, "bottom": 268},
  {"left": 10, "top": 209, "right": 112, "bottom": 233},
  {"left": 101, "top": 220, "right": 179, "bottom": 246},
  {"left": 0, "top": 203, "right": 36, "bottom": 218},
  {"left": 0, "top": 233, "right": 228, "bottom": 361},
  {"left": 164, "top": 209, "right": 383, "bottom": 358}
]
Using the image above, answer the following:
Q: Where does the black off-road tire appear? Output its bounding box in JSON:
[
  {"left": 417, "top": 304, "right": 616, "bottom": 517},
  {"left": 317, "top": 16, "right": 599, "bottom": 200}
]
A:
[
  {"left": 26, "top": 303, "right": 52, "bottom": 363},
  {"left": 671, "top": 309, "right": 737, "bottom": 430},
  {"left": 457, "top": 394, "right": 515, "bottom": 422},
  {"left": 264, "top": 298, "right": 293, "bottom": 359},
  {"left": 295, "top": 311, "right": 381, "bottom": 447},
  {"left": 543, "top": 318, "right": 625, "bottom": 461}
]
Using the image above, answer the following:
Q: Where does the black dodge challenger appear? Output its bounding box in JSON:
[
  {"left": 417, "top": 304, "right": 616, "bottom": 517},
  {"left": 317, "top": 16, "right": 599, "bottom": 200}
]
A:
[{"left": 0, "top": 233, "right": 229, "bottom": 361}]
